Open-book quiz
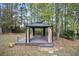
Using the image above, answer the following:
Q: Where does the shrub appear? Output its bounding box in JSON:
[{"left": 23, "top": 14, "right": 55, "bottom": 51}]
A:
[
  {"left": 61, "top": 30, "right": 75, "bottom": 40},
  {"left": 11, "top": 26, "right": 25, "bottom": 33}
]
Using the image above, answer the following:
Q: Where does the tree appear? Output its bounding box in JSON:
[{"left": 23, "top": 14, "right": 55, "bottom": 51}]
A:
[
  {"left": 67, "top": 4, "right": 79, "bottom": 39},
  {"left": 0, "top": 3, "right": 14, "bottom": 33},
  {"left": 55, "top": 3, "right": 60, "bottom": 40}
]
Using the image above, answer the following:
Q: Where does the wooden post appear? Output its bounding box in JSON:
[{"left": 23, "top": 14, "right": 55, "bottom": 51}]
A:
[
  {"left": 32, "top": 27, "right": 35, "bottom": 36},
  {"left": 43, "top": 27, "right": 45, "bottom": 36},
  {"left": 26, "top": 27, "right": 27, "bottom": 43},
  {"left": 29, "top": 28, "right": 30, "bottom": 42},
  {"left": 48, "top": 27, "right": 52, "bottom": 43},
  {"left": 27, "top": 27, "right": 30, "bottom": 43}
]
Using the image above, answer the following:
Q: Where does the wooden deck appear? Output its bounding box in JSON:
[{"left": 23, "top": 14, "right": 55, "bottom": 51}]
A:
[{"left": 16, "top": 35, "right": 53, "bottom": 47}]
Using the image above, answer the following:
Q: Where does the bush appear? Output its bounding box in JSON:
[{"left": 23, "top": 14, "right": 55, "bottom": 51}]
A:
[
  {"left": 11, "top": 26, "right": 25, "bottom": 33},
  {"left": 61, "top": 30, "right": 75, "bottom": 40},
  {"left": 77, "top": 33, "right": 79, "bottom": 39}
]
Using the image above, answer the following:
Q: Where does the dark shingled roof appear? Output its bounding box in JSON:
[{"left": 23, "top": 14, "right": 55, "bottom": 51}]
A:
[{"left": 26, "top": 23, "right": 53, "bottom": 27}]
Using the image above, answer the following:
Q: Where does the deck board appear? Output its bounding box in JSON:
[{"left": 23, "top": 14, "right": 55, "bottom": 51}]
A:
[{"left": 16, "top": 35, "right": 53, "bottom": 47}]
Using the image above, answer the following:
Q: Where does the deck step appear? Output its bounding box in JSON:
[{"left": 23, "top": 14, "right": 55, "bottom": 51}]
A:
[
  {"left": 16, "top": 43, "right": 53, "bottom": 47},
  {"left": 39, "top": 43, "right": 53, "bottom": 47}
]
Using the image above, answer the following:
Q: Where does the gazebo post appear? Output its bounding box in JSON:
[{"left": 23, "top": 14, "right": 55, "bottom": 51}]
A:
[
  {"left": 32, "top": 27, "right": 35, "bottom": 36},
  {"left": 26, "top": 26, "right": 27, "bottom": 43},
  {"left": 52, "top": 26, "right": 53, "bottom": 42},
  {"left": 26, "top": 27, "right": 30, "bottom": 43},
  {"left": 29, "top": 27, "right": 30, "bottom": 42},
  {"left": 48, "top": 27, "right": 52, "bottom": 43},
  {"left": 43, "top": 27, "right": 45, "bottom": 36}
]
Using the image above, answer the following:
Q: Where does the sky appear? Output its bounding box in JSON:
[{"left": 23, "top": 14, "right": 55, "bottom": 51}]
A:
[{"left": 0, "top": 3, "right": 30, "bottom": 16}]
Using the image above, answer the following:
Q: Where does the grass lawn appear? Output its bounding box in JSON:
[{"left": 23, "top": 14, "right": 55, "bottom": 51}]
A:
[{"left": 0, "top": 33, "right": 79, "bottom": 56}]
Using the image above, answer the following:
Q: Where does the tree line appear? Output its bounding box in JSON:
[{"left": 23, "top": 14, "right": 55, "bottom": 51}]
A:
[{"left": 0, "top": 3, "right": 79, "bottom": 40}]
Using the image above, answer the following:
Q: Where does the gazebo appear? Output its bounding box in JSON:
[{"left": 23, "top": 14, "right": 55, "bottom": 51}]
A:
[{"left": 16, "top": 4, "right": 53, "bottom": 47}]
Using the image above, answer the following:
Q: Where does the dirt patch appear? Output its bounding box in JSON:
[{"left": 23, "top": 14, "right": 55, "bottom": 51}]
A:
[
  {"left": 0, "top": 33, "right": 79, "bottom": 56},
  {"left": 54, "top": 38, "right": 79, "bottom": 48},
  {"left": 53, "top": 38, "right": 79, "bottom": 56}
]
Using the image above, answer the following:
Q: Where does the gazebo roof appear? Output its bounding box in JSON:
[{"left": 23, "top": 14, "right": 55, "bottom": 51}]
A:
[{"left": 26, "top": 23, "right": 53, "bottom": 27}]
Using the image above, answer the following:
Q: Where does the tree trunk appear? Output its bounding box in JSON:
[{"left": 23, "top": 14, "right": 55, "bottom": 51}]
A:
[
  {"left": 55, "top": 3, "right": 60, "bottom": 40},
  {"left": 64, "top": 3, "right": 67, "bottom": 32}
]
